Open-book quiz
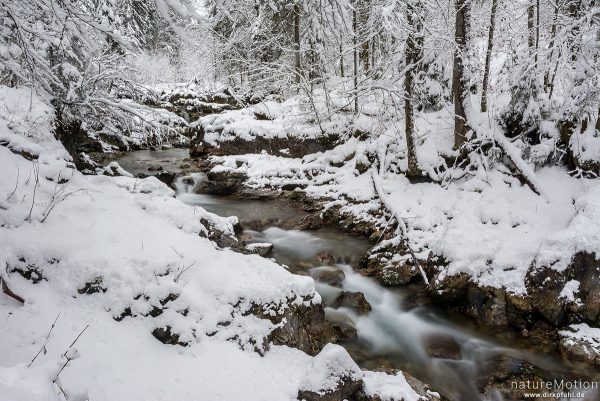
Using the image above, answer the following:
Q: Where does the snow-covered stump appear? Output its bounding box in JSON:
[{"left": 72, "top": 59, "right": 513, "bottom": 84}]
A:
[{"left": 297, "top": 344, "right": 363, "bottom": 401}]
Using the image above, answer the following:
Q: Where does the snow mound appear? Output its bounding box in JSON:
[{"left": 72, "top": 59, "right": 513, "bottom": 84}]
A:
[
  {"left": 363, "top": 371, "right": 421, "bottom": 401},
  {"left": 298, "top": 343, "right": 363, "bottom": 395}
]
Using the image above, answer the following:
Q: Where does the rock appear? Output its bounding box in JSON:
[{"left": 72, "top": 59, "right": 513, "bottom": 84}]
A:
[
  {"left": 282, "top": 182, "right": 307, "bottom": 191},
  {"left": 354, "top": 368, "right": 432, "bottom": 401},
  {"left": 253, "top": 302, "right": 339, "bottom": 356},
  {"left": 245, "top": 242, "right": 273, "bottom": 257},
  {"left": 422, "top": 333, "right": 461, "bottom": 360},
  {"left": 151, "top": 326, "right": 188, "bottom": 346},
  {"left": 325, "top": 309, "right": 357, "bottom": 341},
  {"left": 310, "top": 267, "right": 346, "bottom": 288},
  {"left": 53, "top": 114, "right": 102, "bottom": 171},
  {"left": 77, "top": 277, "right": 107, "bottom": 295},
  {"left": 297, "top": 214, "right": 323, "bottom": 230},
  {"left": 464, "top": 285, "right": 509, "bottom": 328},
  {"left": 332, "top": 291, "right": 372, "bottom": 314},
  {"left": 357, "top": 243, "right": 419, "bottom": 286},
  {"left": 558, "top": 325, "right": 600, "bottom": 366},
  {"left": 192, "top": 132, "right": 341, "bottom": 159},
  {"left": 526, "top": 251, "right": 600, "bottom": 327},
  {"left": 155, "top": 171, "right": 176, "bottom": 187},
  {"left": 297, "top": 344, "right": 363, "bottom": 401},
  {"left": 103, "top": 162, "right": 133, "bottom": 177},
  {"left": 193, "top": 170, "right": 247, "bottom": 195},
  {"left": 147, "top": 164, "right": 163, "bottom": 172},
  {"left": 316, "top": 252, "right": 337, "bottom": 266}
]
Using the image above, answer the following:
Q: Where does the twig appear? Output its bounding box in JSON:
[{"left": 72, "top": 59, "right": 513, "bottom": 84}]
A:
[
  {"left": 53, "top": 324, "right": 89, "bottom": 382},
  {"left": 26, "top": 160, "right": 40, "bottom": 222},
  {"left": 6, "top": 167, "right": 19, "bottom": 201},
  {"left": 28, "top": 313, "right": 60, "bottom": 368},
  {"left": 0, "top": 276, "right": 25, "bottom": 304}
]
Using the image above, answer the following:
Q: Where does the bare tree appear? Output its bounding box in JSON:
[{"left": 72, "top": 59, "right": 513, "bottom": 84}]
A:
[
  {"left": 404, "top": 0, "right": 422, "bottom": 177},
  {"left": 452, "top": 0, "right": 471, "bottom": 149},
  {"left": 481, "top": 0, "right": 499, "bottom": 112}
]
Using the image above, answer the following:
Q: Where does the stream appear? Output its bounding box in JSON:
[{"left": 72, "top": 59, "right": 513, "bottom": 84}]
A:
[{"left": 106, "top": 149, "right": 593, "bottom": 401}]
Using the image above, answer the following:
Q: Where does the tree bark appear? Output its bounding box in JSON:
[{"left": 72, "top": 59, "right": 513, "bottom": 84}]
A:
[
  {"left": 481, "top": 0, "right": 498, "bottom": 113},
  {"left": 544, "top": 2, "right": 560, "bottom": 91},
  {"left": 527, "top": 2, "right": 535, "bottom": 51},
  {"left": 404, "top": 1, "right": 420, "bottom": 177},
  {"left": 340, "top": 43, "right": 345, "bottom": 77},
  {"left": 453, "top": 0, "right": 470, "bottom": 149}
]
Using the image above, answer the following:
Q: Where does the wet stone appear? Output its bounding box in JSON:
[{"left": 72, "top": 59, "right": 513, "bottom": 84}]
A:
[{"left": 332, "top": 291, "right": 372, "bottom": 315}]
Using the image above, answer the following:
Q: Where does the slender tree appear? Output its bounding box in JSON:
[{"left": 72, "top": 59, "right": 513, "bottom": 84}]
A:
[
  {"left": 481, "top": 0, "right": 498, "bottom": 112},
  {"left": 453, "top": 0, "right": 471, "bottom": 148},
  {"left": 293, "top": 2, "right": 302, "bottom": 89},
  {"left": 404, "top": 0, "right": 422, "bottom": 176},
  {"left": 353, "top": 2, "right": 359, "bottom": 113}
]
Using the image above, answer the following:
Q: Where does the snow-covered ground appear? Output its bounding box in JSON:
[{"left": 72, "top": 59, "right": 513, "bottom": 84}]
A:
[{"left": 0, "top": 86, "right": 423, "bottom": 400}]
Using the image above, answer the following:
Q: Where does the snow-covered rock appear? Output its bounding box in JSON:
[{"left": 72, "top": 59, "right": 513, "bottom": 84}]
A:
[
  {"left": 297, "top": 344, "right": 363, "bottom": 401},
  {"left": 559, "top": 324, "right": 600, "bottom": 366}
]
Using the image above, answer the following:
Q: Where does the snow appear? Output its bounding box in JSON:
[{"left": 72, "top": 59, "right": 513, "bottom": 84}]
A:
[
  {"left": 298, "top": 343, "right": 362, "bottom": 395},
  {"left": 558, "top": 280, "right": 581, "bottom": 302},
  {"left": 559, "top": 323, "right": 600, "bottom": 358},
  {"left": 362, "top": 371, "right": 421, "bottom": 401}
]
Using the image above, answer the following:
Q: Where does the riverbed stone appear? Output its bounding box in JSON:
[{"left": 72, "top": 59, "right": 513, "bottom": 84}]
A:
[
  {"left": 423, "top": 333, "right": 462, "bottom": 360},
  {"left": 297, "top": 344, "right": 363, "bottom": 401},
  {"left": 316, "top": 252, "right": 337, "bottom": 266},
  {"left": 332, "top": 291, "right": 372, "bottom": 314},
  {"left": 310, "top": 267, "right": 346, "bottom": 288},
  {"left": 297, "top": 214, "right": 324, "bottom": 230},
  {"left": 245, "top": 242, "right": 273, "bottom": 257},
  {"left": 526, "top": 251, "right": 600, "bottom": 327},
  {"left": 155, "top": 171, "right": 176, "bottom": 187}
]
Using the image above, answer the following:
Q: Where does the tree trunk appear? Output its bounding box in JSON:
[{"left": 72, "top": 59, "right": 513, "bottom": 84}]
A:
[
  {"left": 353, "top": 6, "right": 359, "bottom": 114},
  {"left": 293, "top": 3, "right": 301, "bottom": 90},
  {"left": 544, "top": 3, "right": 560, "bottom": 91},
  {"left": 340, "top": 43, "right": 345, "bottom": 77},
  {"left": 404, "top": 1, "right": 420, "bottom": 177},
  {"left": 527, "top": 2, "right": 535, "bottom": 51},
  {"left": 481, "top": 0, "right": 498, "bottom": 112},
  {"left": 453, "top": 0, "right": 470, "bottom": 149}
]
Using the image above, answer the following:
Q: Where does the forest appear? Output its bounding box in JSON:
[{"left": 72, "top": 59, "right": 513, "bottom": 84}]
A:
[{"left": 1, "top": 0, "right": 599, "bottom": 400}]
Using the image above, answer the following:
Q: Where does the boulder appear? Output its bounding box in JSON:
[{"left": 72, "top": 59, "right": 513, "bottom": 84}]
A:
[
  {"left": 155, "top": 171, "right": 176, "bottom": 187},
  {"left": 316, "top": 252, "right": 337, "bottom": 266},
  {"left": 526, "top": 252, "right": 600, "bottom": 327},
  {"left": 297, "top": 214, "right": 323, "bottom": 230},
  {"left": 310, "top": 267, "right": 346, "bottom": 288},
  {"left": 332, "top": 291, "right": 372, "bottom": 315},
  {"left": 245, "top": 242, "right": 273, "bottom": 257},
  {"left": 422, "top": 333, "right": 462, "bottom": 360},
  {"left": 297, "top": 344, "right": 363, "bottom": 401},
  {"left": 558, "top": 324, "right": 600, "bottom": 366}
]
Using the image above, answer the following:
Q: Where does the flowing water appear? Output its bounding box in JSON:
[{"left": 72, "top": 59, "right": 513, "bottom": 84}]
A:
[{"left": 106, "top": 150, "right": 596, "bottom": 401}]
